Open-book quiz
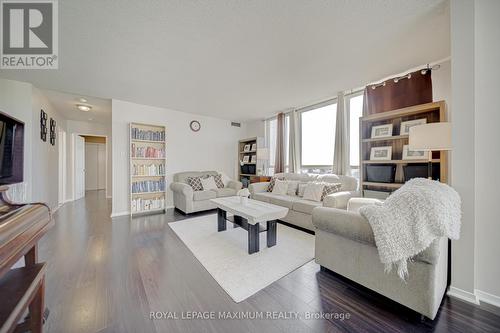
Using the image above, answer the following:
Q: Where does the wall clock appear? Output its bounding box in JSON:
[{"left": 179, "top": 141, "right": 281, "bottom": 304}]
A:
[{"left": 190, "top": 120, "right": 201, "bottom": 132}]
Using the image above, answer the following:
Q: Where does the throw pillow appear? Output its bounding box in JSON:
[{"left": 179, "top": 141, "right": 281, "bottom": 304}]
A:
[
  {"left": 321, "top": 182, "right": 342, "bottom": 200},
  {"left": 267, "top": 176, "right": 284, "bottom": 192},
  {"left": 302, "top": 182, "right": 325, "bottom": 202},
  {"left": 200, "top": 176, "right": 218, "bottom": 191},
  {"left": 272, "top": 179, "right": 288, "bottom": 195},
  {"left": 186, "top": 176, "right": 204, "bottom": 191},
  {"left": 287, "top": 180, "right": 299, "bottom": 196},
  {"left": 214, "top": 174, "right": 225, "bottom": 188},
  {"left": 297, "top": 182, "right": 308, "bottom": 197}
]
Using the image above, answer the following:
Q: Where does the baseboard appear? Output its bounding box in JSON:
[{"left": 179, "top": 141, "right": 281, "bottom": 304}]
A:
[
  {"left": 475, "top": 289, "right": 500, "bottom": 308},
  {"left": 447, "top": 286, "right": 479, "bottom": 304},
  {"left": 110, "top": 211, "right": 130, "bottom": 218}
]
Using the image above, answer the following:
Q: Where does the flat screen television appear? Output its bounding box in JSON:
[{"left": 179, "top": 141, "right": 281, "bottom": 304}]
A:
[{"left": 0, "top": 111, "right": 24, "bottom": 185}]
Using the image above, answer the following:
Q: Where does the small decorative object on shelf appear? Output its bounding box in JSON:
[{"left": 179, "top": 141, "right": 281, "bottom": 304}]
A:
[
  {"left": 243, "top": 144, "right": 251, "bottom": 152},
  {"left": 371, "top": 124, "right": 393, "bottom": 139},
  {"left": 400, "top": 118, "right": 427, "bottom": 135},
  {"left": 402, "top": 144, "right": 429, "bottom": 160},
  {"left": 130, "top": 122, "right": 166, "bottom": 216},
  {"left": 370, "top": 146, "right": 392, "bottom": 160}
]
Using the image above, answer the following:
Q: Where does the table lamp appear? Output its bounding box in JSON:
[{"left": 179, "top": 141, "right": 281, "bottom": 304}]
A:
[{"left": 409, "top": 122, "right": 452, "bottom": 180}]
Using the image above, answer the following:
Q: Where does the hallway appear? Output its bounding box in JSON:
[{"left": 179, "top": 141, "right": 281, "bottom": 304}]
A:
[{"left": 39, "top": 191, "right": 500, "bottom": 333}]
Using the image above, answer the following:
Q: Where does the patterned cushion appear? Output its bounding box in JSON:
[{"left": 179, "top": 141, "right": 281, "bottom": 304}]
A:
[
  {"left": 214, "top": 174, "right": 225, "bottom": 188},
  {"left": 321, "top": 182, "right": 342, "bottom": 200},
  {"left": 186, "top": 176, "right": 204, "bottom": 191},
  {"left": 267, "top": 176, "right": 284, "bottom": 192}
]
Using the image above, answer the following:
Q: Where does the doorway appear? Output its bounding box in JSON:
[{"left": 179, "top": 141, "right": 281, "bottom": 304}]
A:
[
  {"left": 83, "top": 136, "right": 106, "bottom": 191},
  {"left": 74, "top": 135, "right": 86, "bottom": 200}
]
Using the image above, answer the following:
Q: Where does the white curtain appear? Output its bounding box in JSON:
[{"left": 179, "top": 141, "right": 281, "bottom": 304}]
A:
[
  {"left": 333, "top": 92, "right": 350, "bottom": 175},
  {"left": 288, "top": 110, "right": 301, "bottom": 173}
]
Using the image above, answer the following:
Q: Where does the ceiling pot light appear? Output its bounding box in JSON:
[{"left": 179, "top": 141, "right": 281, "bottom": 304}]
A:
[
  {"left": 79, "top": 98, "right": 88, "bottom": 103},
  {"left": 77, "top": 104, "right": 92, "bottom": 112}
]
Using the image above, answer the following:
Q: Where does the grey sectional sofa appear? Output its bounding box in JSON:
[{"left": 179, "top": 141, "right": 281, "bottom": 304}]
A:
[
  {"left": 170, "top": 171, "right": 242, "bottom": 214},
  {"left": 248, "top": 173, "right": 358, "bottom": 231},
  {"left": 312, "top": 206, "right": 448, "bottom": 320}
]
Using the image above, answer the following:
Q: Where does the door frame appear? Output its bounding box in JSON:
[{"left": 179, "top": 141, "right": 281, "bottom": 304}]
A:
[
  {"left": 71, "top": 133, "right": 109, "bottom": 200},
  {"left": 58, "top": 128, "right": 67, "bottom": 205}
]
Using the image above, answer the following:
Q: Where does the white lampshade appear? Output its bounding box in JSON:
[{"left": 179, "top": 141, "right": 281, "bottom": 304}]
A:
[
  {"left": 257, "top": 147, "right": 269, "bottom": 160},
  {"left": 409, "top": 122, "right": 452, "bottom": 151}
]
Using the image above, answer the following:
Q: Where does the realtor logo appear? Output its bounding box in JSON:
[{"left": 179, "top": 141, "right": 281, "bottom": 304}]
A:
[{"left": 1, "top": 0, "right": 58, "bottom": 69}]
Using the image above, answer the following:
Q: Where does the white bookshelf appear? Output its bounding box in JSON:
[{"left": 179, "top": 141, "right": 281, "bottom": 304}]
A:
[{"left": 130, "top": 122, "right": 166, "bottom": 216}]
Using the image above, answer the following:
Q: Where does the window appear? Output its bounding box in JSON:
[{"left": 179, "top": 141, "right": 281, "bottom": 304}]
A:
[
  {"left": 300, "top": 102, "right": 337, "bottom": 172},
  {"left": 347, "top": 93, "right": 364, "bottom": 178}
]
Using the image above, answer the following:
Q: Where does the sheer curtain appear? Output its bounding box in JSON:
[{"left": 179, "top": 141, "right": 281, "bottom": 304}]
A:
[
  {"left": 333, "top": 92, "right": 350, "bottom": 175},
  {"left": 288, "top": 110, "right": 300, "bottom": 173}
]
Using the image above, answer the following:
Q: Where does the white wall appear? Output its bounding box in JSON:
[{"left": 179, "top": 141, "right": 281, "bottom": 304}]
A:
[
  {"left": 111, "top": 99, "right": 244, "bottom": 216},
  {"left": 31, "top": 87, "right": 67, "bottom": 210},
  {"left": 244, "top": 119, "right": 265, "bottom": 139},
  {"left": 66, "top": 120, "right": 112, "bottom": 199},
  {"left": 474, "top": 0, "right": 500, "bottom": 303},
  {"left": 0, "top": 79, "right": 33, "bottom": 202}
]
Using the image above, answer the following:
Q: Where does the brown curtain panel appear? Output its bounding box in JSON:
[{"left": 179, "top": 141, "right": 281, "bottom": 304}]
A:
[
  {"left": 363, "top": 70, "right": 432, "bottom": 115},
  {"left": 274, "top": 113, "right": 285, "bottom": 174}
]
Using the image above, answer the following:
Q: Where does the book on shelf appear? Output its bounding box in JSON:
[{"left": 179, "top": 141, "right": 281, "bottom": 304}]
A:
[
  {"left": 131, "top": 196, "right": 165, "bottom": 213},
  {"left": 132, "top": 163, "right": 165, "bottom": 176},
  {"left": 131, "top": 180, "right": 165, "bottom": 193},
  {"left": 131, "top": 144, "right": 165, "bottom": 158},
  {"left": 131, "top": 127, "right": 165, "bottom": 141}
]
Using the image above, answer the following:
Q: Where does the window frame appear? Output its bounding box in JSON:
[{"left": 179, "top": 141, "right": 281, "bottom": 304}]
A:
[
  {"left": 345, "top": 90, "right": 364, "bottom": 171},
  {"left": 298, "top": 98, "right": 338, "bottom": 171}
]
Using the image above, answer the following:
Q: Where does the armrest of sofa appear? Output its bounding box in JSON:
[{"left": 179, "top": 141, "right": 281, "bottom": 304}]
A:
[
  {"left": 169, "top": 182, "right": 193, "bottom": 199},
  {"left": 347, "top": 197, "right": 382, "bottom": 212},
  {"left": 322, "top": 191, "right": 353, "bottom": 209},
  {"left": 248, "top": 182, "right": 270, "bottom": 196},
  {"left": 312, "top": 207, "right": 375, "bottom": 246},
  {"left": 227, "top": 180, "right": 243, "bottom": 191}
]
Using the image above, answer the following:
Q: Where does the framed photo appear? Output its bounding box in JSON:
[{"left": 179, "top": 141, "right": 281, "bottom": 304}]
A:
[
  {"left": 402, "top": 145, "right": 429, "bottom": 160},
  {"left": 400, "top": 118, "right": 427, "bottom": 135},
  {"left": 250, "top": 143, "right": 257, "bottom": 151},
  {"left": 242, "top": 155, "right": 250, "bottom": 163},
  {"left": 243, "top": 144, "right": 251, "bottom": 152},
  {"left": 250, "top": 155, "right": 257, "bottom": 164},
  {"left": 370, "top": 146, "right": 392, "bottom": 161},
  {"left": 371, "top": 124, "right": 393, "bottom": 138}
]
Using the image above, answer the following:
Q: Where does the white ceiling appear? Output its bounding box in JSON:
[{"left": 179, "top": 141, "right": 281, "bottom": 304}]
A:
[
  {"left": 0, "top": 0, "right": 450, "bottom": 122},
  {"left": 41, "top": 89, "right": 111, "bottom": 124}
]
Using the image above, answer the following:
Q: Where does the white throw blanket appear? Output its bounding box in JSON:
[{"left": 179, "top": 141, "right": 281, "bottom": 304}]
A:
[{"left": 359, "top": 178, "right": 461, "bottom": 280}]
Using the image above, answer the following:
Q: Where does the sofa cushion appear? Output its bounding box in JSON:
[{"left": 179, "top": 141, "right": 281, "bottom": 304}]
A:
[
  {"left": 200, "top": 176, "right": 218, "bottom": 190},
  {"left": 272, "top": 179, "right": 289, "bottom": 195},
  {"left": 193, "top": 190, "right": 216, "bottom": 201},
  {"left": 213, "top": 188, "right": 236, "bottom": 198},
  {"left": 253, "top": 192, "right": 274, "bottom": 203},
  {"left": 293, "top": 199, "right": 322, "bottom": 215},
  {"left": 287, "top": 181, "right": 299, "bottom": 196},
  {"left": 187, "top": 176, "right": 204, "bottom": 191},
  {"left": 303, "top": 182, "right": 325, "bottom": 202},
  {"left": 267, "top": 194, "right": 297, "bottom": 209},
  {"left": 321, "top": 182, "right": 342, "bottom": 200},
  {"left": 267, "top": 176, "right": 284, "bottom": 192},
  {"left": 213, "top": 174, "right": 225, "bottom": 188},
  {"left": 297, "top": 182, "right": 308, "bottom": 197}
]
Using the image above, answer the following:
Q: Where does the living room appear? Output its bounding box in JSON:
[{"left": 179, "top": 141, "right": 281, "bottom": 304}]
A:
[{"left": 0, "top": 1, "right": 499, "bottom": 332}]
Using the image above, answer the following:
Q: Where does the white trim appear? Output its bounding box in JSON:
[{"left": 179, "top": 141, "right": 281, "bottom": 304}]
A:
[
  {"left": 106, "top": 195, "right": 112, "bottom": 199},
  {"left": 447, "top": 286, "right": 479, "bottom": 304},
  {"left": 110, "top": 211, "right": 130, "bottom": 218},
  {"left": 475, "top": 289, "right": 500, "bottom": 308}
]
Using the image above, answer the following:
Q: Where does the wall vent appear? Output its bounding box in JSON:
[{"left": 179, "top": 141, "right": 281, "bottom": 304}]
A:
[{"left": 231, "top": 122, "right": 241, "bottom": 127}]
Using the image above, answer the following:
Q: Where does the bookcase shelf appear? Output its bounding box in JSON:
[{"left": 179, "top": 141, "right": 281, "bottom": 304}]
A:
[
  {"left": 359, "top": 101, "right": 448, "bottom": 196},
  {"left": 130, "top": 122, "right": 166, "bottom": 216},
  {"left": 238, "top": 137, "right": 263, "bottom": 188}
]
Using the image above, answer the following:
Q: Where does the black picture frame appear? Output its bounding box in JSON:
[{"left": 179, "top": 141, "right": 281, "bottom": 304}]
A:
[
  {"left": 49, "top": 118, "right": 56, "bottom": 146},
  {"left": 40, "top": 110, "right": 47, "bottom": 142}
]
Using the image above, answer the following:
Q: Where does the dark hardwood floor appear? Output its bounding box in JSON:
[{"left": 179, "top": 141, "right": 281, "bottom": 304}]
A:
[{"left": 38, "top": 190, "right": 500, "bottom": 333}]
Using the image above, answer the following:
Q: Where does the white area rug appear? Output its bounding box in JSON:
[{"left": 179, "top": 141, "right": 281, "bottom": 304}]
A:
[{"left": 169, "top": 214, "right": 315, "bottom": 302}]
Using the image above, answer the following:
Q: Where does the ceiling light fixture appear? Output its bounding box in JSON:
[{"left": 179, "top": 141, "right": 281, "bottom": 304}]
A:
[
  {"left": 77, "top": 104, "right": 92, "bottom": 112},
  {"left": 79, "top": 98, "right": 88, "bottom": 103}
]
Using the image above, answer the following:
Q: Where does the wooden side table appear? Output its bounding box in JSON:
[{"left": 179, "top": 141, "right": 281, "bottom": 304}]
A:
[{"left": 249, "top": 176, "right": 272, "bottom": 184}]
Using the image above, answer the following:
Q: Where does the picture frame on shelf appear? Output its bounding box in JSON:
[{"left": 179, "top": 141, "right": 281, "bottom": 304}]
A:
[
  {"left": 370, "top": 146, "right": 392, "bottom": 160},
  {"left": 250, "top": 143, "right": 257, "bottom": 151},
  {"left": 250, "top": 155, "right": 257, "bottom": 164},
  {"left": 402, "top": 144, "right": 429, "bottom": 160},
  {"left": 400, "top": 118, "right": 427, "bottom": 135},
  {"left": 243, "top": 144, "right": 251, "bottom": 152},
  {"left": 242, "top": 155, "right": 250, "bottom": 163},
  {"left": 371, "top": 124, "right": 393, "bottom": 139}
]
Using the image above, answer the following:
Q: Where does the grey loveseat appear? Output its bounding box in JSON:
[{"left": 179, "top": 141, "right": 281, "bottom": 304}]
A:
[
  {"left": 312, "top": 205, "right": 448, "bottom": 320},
  {"left": 170, "top": 171, "right": 242, "bottom": 214},
  {"left": 248, "top": 173, "right": 358, "bottom": 231}
]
